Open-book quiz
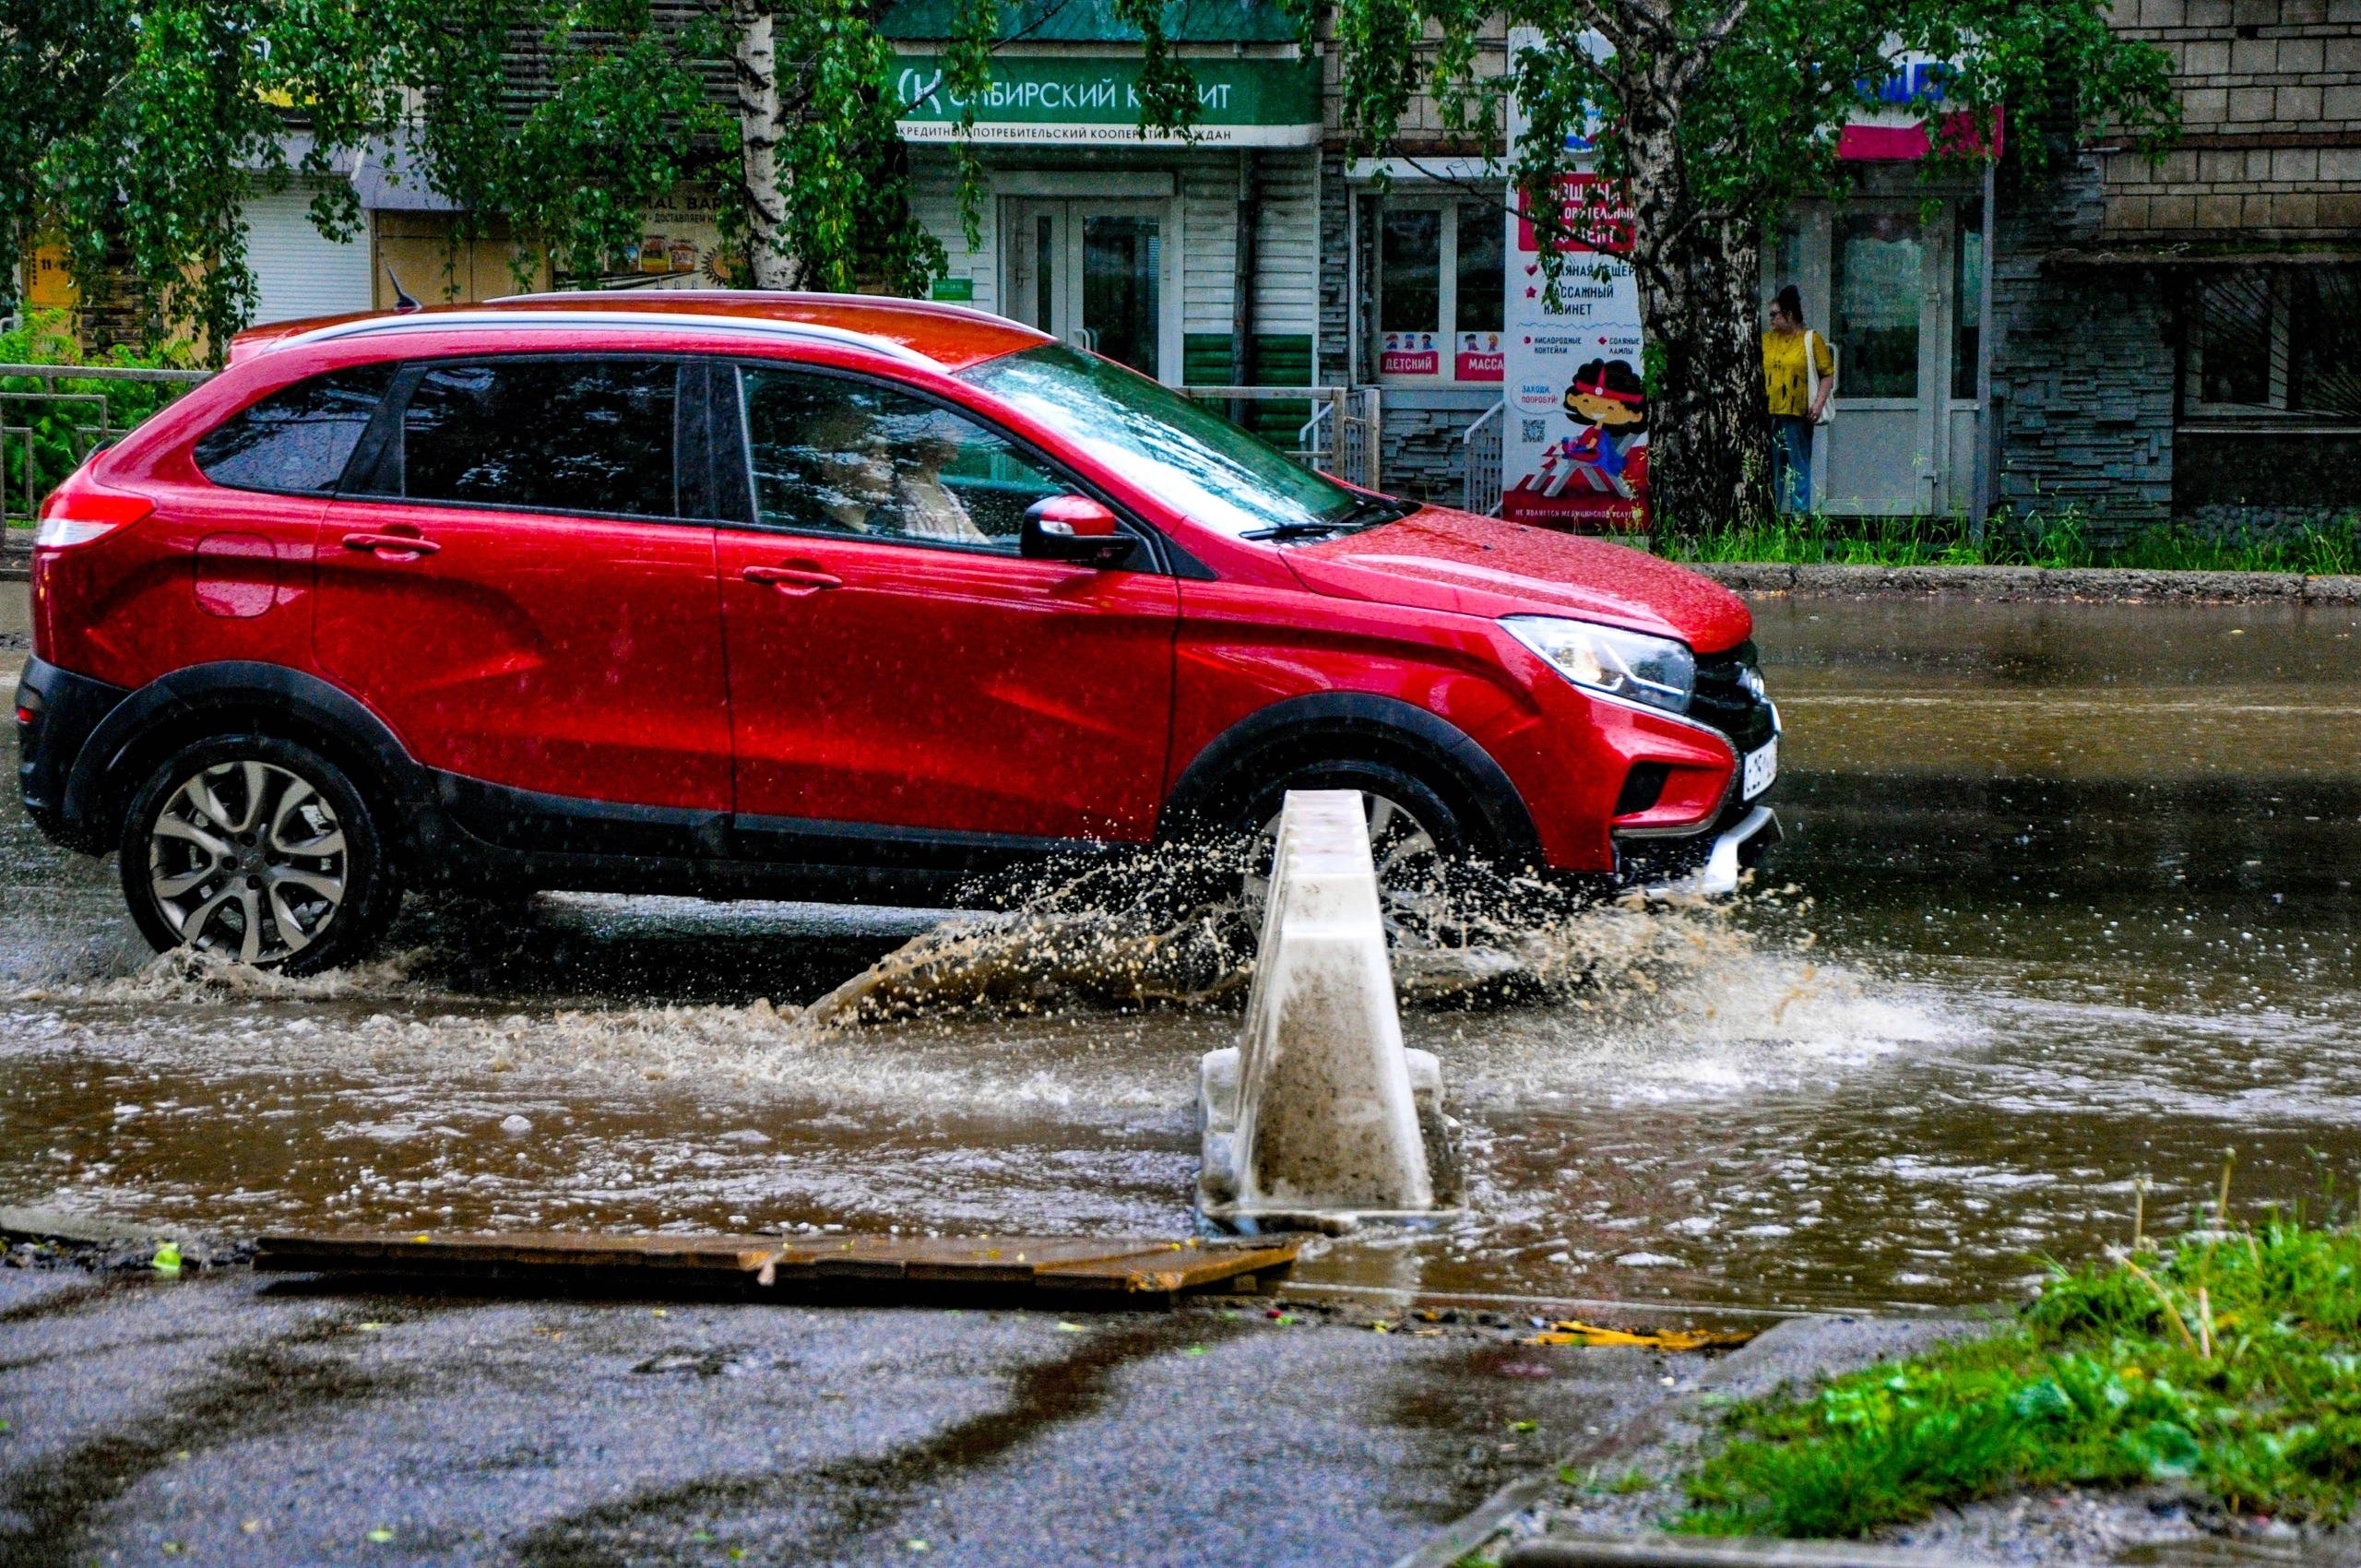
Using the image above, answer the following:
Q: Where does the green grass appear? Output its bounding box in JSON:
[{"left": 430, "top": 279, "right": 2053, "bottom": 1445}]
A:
[
  {"left": 1679, "top": 1211, "right": 2361, "bottom": 1538},
  {"left": 1662, "top": 509, "right": 2361, "bottom": 576},
  {"left": 2, "top": 309, "right": 197, "bottom": 517}
]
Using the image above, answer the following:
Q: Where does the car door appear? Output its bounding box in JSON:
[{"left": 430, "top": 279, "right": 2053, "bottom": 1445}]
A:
[
  {"left": 314, "top": 355, "right": 732, "bottom": 819},
  {"left": 715, "top": 362, "right": 1180, "bottom": 849}
]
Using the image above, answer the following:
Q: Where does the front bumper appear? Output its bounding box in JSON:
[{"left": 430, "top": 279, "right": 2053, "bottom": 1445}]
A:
[
  {"left": 15, "top": 655, "right": 131, "bottom": 851},
  {"left": 1608, "top": 638, "right": 1781, "bottom": 887},
  {"left": 1688, "top": 803, "right": 1781, "bottom": 895}
]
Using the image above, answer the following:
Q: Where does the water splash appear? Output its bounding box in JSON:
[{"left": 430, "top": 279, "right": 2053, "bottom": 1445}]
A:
[{"left": 11, "top": 944, "right": 431, "bottom": 1004}]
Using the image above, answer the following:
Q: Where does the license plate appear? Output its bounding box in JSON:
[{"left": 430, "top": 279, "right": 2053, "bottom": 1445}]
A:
[{"left": 1741, "top": 737, "right": 1778, "bottom": 799}]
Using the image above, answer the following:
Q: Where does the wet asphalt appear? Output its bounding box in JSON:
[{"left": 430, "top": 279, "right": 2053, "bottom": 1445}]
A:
[
  {"left": 15, "top": 581, "right": 2361, "bottom": 1562},
  {"left": 0, "top": 1262, "right": 1716, "bottom": 1568}
]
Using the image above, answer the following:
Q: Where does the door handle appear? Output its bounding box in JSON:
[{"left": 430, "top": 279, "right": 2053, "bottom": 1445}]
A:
[
  {"left": 742, "top": 564, "right": 842, "bottom": 594},
  {"left": 341, "top": 531, "right": 440, "bottom": 558}
]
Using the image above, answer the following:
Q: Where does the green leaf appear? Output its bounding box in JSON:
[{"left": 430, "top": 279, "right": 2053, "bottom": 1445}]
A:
[{"left": 2125, "top": 1420, "right": 2203, "bottom": 1479}]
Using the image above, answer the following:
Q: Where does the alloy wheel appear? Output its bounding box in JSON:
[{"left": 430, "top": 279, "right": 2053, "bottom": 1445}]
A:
[
  {"left": 1244, "top": 790, "right": 1450, "bottom": 944},
  {"left": 146, "top": 759, "right": 349, "bottom": 966}
]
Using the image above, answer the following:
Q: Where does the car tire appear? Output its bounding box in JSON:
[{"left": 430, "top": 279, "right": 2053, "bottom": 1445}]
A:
[
  {"left": 1235, "top": 756, "right": 1493, "bottom": 945},
  {"left": 119, "top": 735, "right": 401, "bottom": 974}
]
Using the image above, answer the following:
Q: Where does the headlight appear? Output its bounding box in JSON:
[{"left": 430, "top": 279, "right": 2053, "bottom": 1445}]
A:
[{"left": 1502, "top": 615, "right": 1695, "bottom": 715}]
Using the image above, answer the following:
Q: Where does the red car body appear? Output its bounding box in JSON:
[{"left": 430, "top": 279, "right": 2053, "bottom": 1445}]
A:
[{"left": 18, "top": 292, "right": 1776, "bottom": 943}]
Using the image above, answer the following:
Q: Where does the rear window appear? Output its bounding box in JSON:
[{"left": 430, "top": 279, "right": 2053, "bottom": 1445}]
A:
[
  {"left": 400, "top": 359, "right": 679, "bottom": 517},
  {"left": 194, "top": 364, "right": 397, "bottom": 494}
]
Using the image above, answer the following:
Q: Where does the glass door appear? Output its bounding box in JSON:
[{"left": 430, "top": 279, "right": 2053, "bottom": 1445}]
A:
[
  {"left": 1001, "top": 199, "right": 1165, "bottom": 380},
  {"left": 1824, "top": 208, "right": 1930, "bottom": 515},
  {"left": 1003, "top": 200, "right": 1068, "bottom": 345}
]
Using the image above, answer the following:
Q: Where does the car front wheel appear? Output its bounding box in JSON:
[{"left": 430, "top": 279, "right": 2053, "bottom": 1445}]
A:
[
  {"left": 119, "top": 737, "right": 399, "bottom": 973},
  {"left": 1238, "top": 761, "right": 1486, "bottom": 946}
]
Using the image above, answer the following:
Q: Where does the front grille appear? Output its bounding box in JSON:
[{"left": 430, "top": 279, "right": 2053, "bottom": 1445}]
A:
[{"left": 1690, "top": 639, "right": 1776, "bottom": 754}]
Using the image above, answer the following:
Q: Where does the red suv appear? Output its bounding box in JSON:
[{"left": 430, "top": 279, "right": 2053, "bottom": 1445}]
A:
[{"left": 15, "top": 293, "right": 1778, "bottom": 972}]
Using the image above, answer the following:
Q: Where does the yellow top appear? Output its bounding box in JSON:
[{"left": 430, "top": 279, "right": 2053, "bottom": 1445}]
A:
[{"left": 1762, "top": 328, "right": 1834, "bottom": 419}]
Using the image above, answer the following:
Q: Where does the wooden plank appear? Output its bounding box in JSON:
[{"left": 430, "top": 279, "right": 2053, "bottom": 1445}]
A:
[
  {"left": 1505, "top": 1537, "right": 1980, "bottom": 1568},
  {"left": 255, "top": 1231, "right": 778, "bottom": 1274},
  {"left": 1035, "top": 1242, "right": 1299, "bottom": 1294},
  {"left": 254, "top": 1229, "right": 1301, "bottom": 1300}
]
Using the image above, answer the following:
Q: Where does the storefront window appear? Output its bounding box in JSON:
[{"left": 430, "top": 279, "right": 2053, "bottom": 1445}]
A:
[
  {"left": 2186, "top": 267, "right": 2361, "bottom": 417},
  {"left": 1375, "top": 198, "right": 1503, "bottom": 382},
  {"left": 2189, "top": 271, "right": 2282, "bottom": 410},
  {"left": 1952, "top": 198, "right": 1983, "bottom": 401},
  {"left": 1381, "top": 209, "right": 1442, "bottom": 338},
  {"left": 1833, "top": 211, "right": 1921, "bottom": 399},
  {"left": 1455, "top": 206, "right": 1502, "bottom": 334},
  {"left": 2292, "top": 267, "right": 2361, "bottom": 416}
]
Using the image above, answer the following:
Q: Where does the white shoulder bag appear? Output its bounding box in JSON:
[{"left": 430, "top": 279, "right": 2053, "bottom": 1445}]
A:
[{"left": 1806, "top": 330, "right": 1837, "bottom": 427}]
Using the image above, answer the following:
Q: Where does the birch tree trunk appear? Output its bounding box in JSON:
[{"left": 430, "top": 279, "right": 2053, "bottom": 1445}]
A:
[
  {"left": 730, "top": 0, "right": 798, "bottom": 289},
  {"left": 1598, "top": 18, "right": 1775, "bottom": 536},
  {"left": 1621, "top": 142, "right": 1774, "bottom": 532}
]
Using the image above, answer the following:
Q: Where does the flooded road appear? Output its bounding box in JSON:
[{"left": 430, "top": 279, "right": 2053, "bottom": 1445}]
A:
[{"left": 6, "top": 594, "right": 2359, "bottom": 1317}]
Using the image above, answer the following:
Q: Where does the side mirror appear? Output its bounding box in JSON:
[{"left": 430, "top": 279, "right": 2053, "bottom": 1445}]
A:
[{"left": 1022, "top": 493, "right": 1137, "bottom": 566}]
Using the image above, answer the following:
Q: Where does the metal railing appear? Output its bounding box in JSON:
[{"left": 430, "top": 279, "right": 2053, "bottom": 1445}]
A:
[
  {"left": 1179, "top": 385, "right": 1383, "bottom": 491},
  {"left": 2, "top": 362, "right": 214, "bottom": 526},
  {"left": 1463, "top": 400, "right": 1505, "bottom": 516}
]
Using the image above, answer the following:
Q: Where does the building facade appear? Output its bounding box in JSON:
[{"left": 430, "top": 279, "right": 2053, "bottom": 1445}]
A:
[
  {"left": 1990, "top": 0, "right": 2361, "bottom": 539},
  {"left": 87, "top": 0, "right": 2348, "bottom": 537}
]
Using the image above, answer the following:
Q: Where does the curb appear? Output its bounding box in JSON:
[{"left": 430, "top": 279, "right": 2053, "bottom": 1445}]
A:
[
  {"left": 1505, "top": 1538, "right": 1977, "bottom": 1568},
  {"left": 1686, "top": 563, "right": 2361, "bottom": 603},
  {"left": 1391, "top": 1312, "right": 2011, "bottom": 1568},
  {"left": 0, "top": 1206, "right": 193, "bottom": 1248}
]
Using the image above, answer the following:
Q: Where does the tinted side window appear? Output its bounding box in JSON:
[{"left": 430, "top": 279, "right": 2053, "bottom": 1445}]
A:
[
  {"left": 194, "top": 364, "right": 397, "bottom": 494},
  {"left": 403, "top": 359, "right": 678, "bottom": 517},
  {"left": 740, "top": 367, "right": 1062, "bottom": 552}
]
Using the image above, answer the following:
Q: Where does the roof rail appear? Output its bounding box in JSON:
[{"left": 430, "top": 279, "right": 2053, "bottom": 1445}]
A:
[{"left": 276, "top": 310, "right": 945, "bottom": 371}]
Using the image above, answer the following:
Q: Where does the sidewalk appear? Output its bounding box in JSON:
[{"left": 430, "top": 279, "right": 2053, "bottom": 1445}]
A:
[{"left": 1688, "top": 562, "right": 2361, "bottom": 603}]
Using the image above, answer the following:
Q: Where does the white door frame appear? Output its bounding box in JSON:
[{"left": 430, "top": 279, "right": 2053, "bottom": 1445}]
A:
[{"left": 998, "top": 194, "right": 1181, "bottom": 385}]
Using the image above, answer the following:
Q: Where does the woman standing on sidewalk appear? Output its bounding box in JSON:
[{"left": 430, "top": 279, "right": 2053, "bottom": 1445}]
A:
[{"left": 1762, "top": 286, "right": 1834, "bottom": 514}]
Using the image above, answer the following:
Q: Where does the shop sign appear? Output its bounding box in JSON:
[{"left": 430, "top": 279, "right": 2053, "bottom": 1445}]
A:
[
  {"left": 1501, "top": 172, "right": 1647, "bottom": 531},
  {"left": 893, "top": 53, "right": 1321, "bottom": 146},
  {"left": 586, "top": 188, "right": 730, "bottom": 289},
  {"left": 25, "top": 235, "right": 76, "bottom": 309},
  {"left": 1455, "top": 333, "right": 1503, "bottom": 381},
  {"left": 1381, "top": 334, "right": 1440, "bottom": 375}
]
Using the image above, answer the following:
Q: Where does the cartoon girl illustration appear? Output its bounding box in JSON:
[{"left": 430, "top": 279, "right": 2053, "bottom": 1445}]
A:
[{"left": 1552, "top": 358, "right": 1649, "bottom": 498}]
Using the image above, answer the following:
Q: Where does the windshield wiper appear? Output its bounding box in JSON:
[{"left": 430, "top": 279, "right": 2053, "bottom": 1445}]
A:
[
  {"left": 1240, "top": 500, "right": 1410, "bottom": 542},
  {"left": 1338, "top": 497, "right": 1412, "bottom": 529},
  {"left": 1240, "top": 521, "right": 1352, "bottom": 541}
]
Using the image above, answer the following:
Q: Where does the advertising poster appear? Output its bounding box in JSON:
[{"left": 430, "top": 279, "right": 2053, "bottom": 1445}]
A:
[
  {"left": 1501, "top": 173, "right": 1648, "bottom": 530},
  {"left": 589, "top": 187, "right": 734, "bottom": 290},
  {"left": 1380, "top": 333, "right": 1441, "bottom": 375},
  {"left": 1455, "top": 333, "right": 1503, "bottom": 381}
]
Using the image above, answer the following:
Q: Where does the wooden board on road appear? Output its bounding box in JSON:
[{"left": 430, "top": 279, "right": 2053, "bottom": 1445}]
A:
[{"left": 255, "top": 1229, "right": 1299, "bottom": 1306}]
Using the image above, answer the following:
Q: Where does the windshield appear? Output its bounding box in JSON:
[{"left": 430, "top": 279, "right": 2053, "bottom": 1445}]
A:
[{"left": 957, "top": 344, "right": 1381, "bottom": 540}]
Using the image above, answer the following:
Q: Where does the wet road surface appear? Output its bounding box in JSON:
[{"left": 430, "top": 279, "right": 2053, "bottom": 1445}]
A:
[
  {"left": 0, "top": 1264, "right": 1705, "bottom": 1567},
  {"left": 6, "top": 588, "right": 2361, "bottom": 1561}
]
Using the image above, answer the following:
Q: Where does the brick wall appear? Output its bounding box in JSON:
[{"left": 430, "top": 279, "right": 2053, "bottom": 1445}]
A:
[
  {"left": 1991, "top": 156, "right": 2181, "bottom": 538},
  {"left": 1319, "top": 150, "right": 1353, "bottom": 386},
  {"left": 1379, "top": 406, "right": 1481, "bottom": 502},
  {"left": 2102, "top": 0, "right": 2361, "bottom": 240}
]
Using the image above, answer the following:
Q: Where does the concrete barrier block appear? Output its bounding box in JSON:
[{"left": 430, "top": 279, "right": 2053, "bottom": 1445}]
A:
[{"left": 1198, "top": 790, "right": 1447, "bottom": 1228}]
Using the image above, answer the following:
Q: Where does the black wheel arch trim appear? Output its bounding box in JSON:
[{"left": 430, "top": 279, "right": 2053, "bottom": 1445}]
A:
[
  {"left": 61, "top": 660, "right": 433, "bottom": 854},
  {"left": 1158, "top": 692, "right": 1546, "bottom": 871}
]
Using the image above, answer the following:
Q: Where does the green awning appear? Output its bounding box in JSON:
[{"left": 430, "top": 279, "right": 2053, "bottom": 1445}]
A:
[{"left": 894, "top": 52, "right": 1321, "bottom": 146}]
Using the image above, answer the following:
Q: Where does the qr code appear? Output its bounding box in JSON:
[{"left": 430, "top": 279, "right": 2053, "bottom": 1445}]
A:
[{"left": 1521, "top": 419, "right": 1547, "bottom": 442}]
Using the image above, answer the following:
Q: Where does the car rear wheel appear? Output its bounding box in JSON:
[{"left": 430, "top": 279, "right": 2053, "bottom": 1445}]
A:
[
  {"left": 120, "top": 737, "right": 399, "bottom": 974},
  {"left": 1238, "top": 761, "right": 1487, "bottom": 946}
]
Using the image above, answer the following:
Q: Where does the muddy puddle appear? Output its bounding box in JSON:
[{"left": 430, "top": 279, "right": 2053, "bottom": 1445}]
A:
[{"left": 5, "top": 596, "right": 2358, "bottom": 1314}]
